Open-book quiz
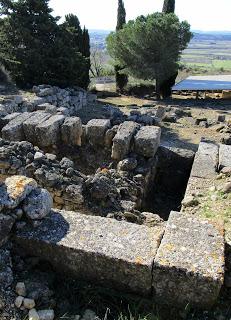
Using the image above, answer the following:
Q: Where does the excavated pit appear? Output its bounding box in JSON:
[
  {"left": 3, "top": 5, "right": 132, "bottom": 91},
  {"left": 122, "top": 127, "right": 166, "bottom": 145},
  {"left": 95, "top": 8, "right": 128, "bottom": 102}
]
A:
[{"left": 142, "top": 146, "right": 195, "bottom": 220}]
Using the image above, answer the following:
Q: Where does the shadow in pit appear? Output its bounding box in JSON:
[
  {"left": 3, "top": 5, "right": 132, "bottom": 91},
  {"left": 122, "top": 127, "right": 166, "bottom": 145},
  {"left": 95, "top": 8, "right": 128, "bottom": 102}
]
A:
[{"left": 142, "top": 145, "right": 195, "bottom": 221}]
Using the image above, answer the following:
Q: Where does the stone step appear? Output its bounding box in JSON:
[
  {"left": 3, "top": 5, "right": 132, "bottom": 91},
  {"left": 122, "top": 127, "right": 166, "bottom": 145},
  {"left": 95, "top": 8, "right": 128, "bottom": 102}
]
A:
[
  {"left": 153, "top": 211, "right": 224, "bottom": 308},
  {"left": 14, "top": 210, "right": 224, "bottom": 308},
  {"left": 190, "top": 141, "right": 219, "bottom": 179},
  {"left": 219, "top": 144, "right": 231, "bottom": 169},
  {"left": 15, "top": 210, "right": 164, "bottom": 295}
]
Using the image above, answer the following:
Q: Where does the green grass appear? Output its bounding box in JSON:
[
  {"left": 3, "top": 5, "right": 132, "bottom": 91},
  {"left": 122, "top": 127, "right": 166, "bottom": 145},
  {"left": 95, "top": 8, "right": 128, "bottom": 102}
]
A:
[{"left": 212, "top": 60, "right": 231, "bottom": 70}]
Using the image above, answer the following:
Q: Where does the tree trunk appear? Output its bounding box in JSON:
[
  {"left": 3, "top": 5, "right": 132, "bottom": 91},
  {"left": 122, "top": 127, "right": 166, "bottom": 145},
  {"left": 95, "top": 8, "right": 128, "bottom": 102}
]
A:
[{"left": 156, "top": 78, "right": 161, "bottom": 100}]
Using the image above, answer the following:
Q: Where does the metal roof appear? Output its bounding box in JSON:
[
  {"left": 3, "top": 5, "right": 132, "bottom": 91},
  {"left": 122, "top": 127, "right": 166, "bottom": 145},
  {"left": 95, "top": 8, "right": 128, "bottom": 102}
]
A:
[{"left": 172, "top": 75, "right": 231, "bottom": 91}]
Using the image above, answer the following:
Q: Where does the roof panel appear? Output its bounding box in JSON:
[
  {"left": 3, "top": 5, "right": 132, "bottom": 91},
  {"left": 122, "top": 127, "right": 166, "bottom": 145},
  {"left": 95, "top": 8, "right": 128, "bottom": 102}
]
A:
[{"left": 172, "top": 75, "right": 231, "bottom": 91}]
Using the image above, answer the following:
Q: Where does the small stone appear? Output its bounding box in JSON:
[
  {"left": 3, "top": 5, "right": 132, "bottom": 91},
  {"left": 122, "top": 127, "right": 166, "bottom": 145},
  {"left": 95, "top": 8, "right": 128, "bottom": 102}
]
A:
[
  {"left": 37, "top": 309, "right": 55, "bottom": 320},
  {"left": 182, "top": 196, "right": 199, "bottom": 207},
  {"left": 15, "top": 296, "right": 24, "bottom": 308},
  {"left": 221, "top": 167, "right": 231, "bottom": 175},
  {"left": 34, "top": 152, "right": 45, "bottom": 161},
  {"left": 209, "top": 186, "right": 216, "bottom": 192},
  {"left": 23, "top": 298, "right": 35, "bottom": 309},
  {"left": 23, "top": 188, "right": 53, "bottom": 220},
  {"left": 15, "top": 282, "right": 26, "bottom": 296},
  {"left": 82, "top": 309, "right": 98, "bottom": 320},
  {"left": 29, "top": 308, "right": 40, "bottom": 320},
  {"left": 0, "top": 298, "right": 5, "bottom": 310},
  {"left": 223, "top": 182, "right": 231, "bottom": 194},
  {"left": 46, "top": 153, "right": 57, "bottom": 161},
  {"left": 210, "top": 194, "right": 218, "bottom": 201}
]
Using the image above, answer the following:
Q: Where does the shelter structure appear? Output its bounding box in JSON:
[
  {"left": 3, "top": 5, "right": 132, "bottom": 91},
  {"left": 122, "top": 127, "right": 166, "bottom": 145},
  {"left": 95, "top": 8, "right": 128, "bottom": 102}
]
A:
[{"left": 172, "top": 75, "right": 231, "bottom": 99}]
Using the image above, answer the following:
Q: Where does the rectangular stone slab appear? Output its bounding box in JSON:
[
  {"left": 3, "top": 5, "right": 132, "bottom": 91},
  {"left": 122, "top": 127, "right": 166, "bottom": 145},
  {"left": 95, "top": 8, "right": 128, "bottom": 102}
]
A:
[
  {"left": 134, "top": 126, "right": 161, "bottom": 158},
  {"left": 23, "top": 112, "right": 51, "bottom": 144},
  {"left": 35, "top": 115, "right": 65, "bottom": 147},
  {"left": 153, "top": 211, "right": 224, "bottom": 308},
  {"left": 2, "top": 113, "right": 34, "bottom": 141},
  {"left": 15, "top": 210, "right": 164, "bottom": 295},
  {"left": 86, "top": 119, "right": 110, "bottom": 146},
  {"left": 219, "top": 144, "right": 231, "bottom": 169},
  {"left": 190, "top": 141, "right": 218, "bottom": 179},
  {"left": 112, "top": 121, "right": 140, "bottom": 160}
]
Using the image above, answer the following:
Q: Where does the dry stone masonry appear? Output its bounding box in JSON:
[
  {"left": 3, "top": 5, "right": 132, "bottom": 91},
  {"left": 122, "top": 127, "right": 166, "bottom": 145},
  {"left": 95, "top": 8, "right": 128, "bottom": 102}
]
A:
[{"left": 0, "top": 86, "right": 230, "bottom": 314}]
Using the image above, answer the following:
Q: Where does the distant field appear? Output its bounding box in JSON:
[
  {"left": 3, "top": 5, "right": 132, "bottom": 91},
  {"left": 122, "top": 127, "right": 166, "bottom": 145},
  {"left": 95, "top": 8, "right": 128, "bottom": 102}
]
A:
[{"left": 181, "top": 39, "right": 231, "bottom": 73}]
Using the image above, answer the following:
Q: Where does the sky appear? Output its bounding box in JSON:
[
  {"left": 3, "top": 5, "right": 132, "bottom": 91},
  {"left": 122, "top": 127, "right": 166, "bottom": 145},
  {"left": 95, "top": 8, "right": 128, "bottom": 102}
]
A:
[{"left": 49, "top": 0, "right": 231, "bottom": 32}]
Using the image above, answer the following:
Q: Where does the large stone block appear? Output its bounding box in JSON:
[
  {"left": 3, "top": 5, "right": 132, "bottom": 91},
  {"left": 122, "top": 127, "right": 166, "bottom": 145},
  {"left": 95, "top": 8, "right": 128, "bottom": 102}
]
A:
[
  {"left": 134, "top": 126, "right": 161, "bottom": 158},
  {"left": 153, "top": 212, "right": 224, "bottom": 308},
  {"left": 219, "top": 144, "right": 231, "bottom": 169},
  {"left": 2, "top": 113, "right": 33, "bottom": 141},
  {"left": 0, "top": 112, "right": 20, "bottom": 131},
  {"left": 112, "top": 121, "right": 140, "bottom": 160},
  {"left": 15, "top": 210, "right": 164, "bottom": 295},
  {"left": 35, "top": 115, "right": 65, "bottom": 147},
  {"left": 23, "top": 112, "right": 51, "bottom": 145},
  {"left": 61, "top": 117, "right": 83, "bottom": 146},
  {"left": 86, "top": 119, "right": 111, "bottom": 146},
  {"left": 190, "top": 141, "right": 219, "bottom": 179}
]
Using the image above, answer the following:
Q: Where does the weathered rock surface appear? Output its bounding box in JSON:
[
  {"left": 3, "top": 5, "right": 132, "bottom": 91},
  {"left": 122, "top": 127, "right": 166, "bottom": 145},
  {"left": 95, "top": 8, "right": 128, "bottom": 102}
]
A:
[
  {"left": 15, "top": 210, "right": 164, "bottom": 295},
  {"left": 112, "top": 121, "right": 140, "bottom": 160},
  {"left": 190, "top": 141, "right": 218, "bottom": 179},
  {"left": 23, "top": 112, "right": 51, "bottom": 144},
  {"left": 134, "top": 126, "right": 161, "bottom": 158},
  {"left": 219, "top": 144, "right": 231, "bottom": 169},
  {"left": 86, "top": 119, "right": 111, "bottom": 146},
  {"left": 2, "top": 113, "right": 33, "bottom": 141},
  {"left": 153, "top": 211, "right": 224, "bottom": 308},
  {"left": 35, "top": 115, "right": 65, "bottom": 147},
  {"left": 61, "top": 117, "right": 83, "bottom": 146},
  {"left": 23, "top": 188, "right": 53, "bottom": 220},
  {"left": 0, "top": 214, "right": 14, "bottom": 245}
]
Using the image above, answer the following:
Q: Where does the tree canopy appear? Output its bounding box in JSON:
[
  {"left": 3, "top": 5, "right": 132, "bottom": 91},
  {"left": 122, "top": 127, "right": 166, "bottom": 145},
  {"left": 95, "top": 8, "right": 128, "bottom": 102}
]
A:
[
  {"left": 107, "top": 12, "right": 192, "bottom": 96},
  {"left": 0, "top": 0, "right": 90, "bottom": 88}
]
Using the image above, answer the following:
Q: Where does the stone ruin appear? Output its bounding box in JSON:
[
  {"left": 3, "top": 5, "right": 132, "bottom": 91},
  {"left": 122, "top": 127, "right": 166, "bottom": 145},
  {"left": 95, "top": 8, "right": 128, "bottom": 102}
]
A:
[{"left": 0, "top": 85, "right": 230, "bottom": 319}]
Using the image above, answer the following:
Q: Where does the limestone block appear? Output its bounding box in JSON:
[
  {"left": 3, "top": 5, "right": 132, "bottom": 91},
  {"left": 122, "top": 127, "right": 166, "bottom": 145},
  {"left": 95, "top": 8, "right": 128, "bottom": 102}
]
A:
[
  {"left": 86, "top": 119, "right": 111, "bottom": 146},
  {"left": 15, "top": 210, "right": 164, "bottom": 295},
  {"left": 23, "top": 112, "right": 51, "bottom": 145},
  {"left": 134, "top": 126, "right": 161, "bottom": 158},
  {"left": 153, "top": 211, "right": 224, "bottom": 308},
  {"left": 0, "top": 112, "right": 20, "bottom": 131},
  {"left": 112, "top": 121, "right": 140, "bottom": 160},
  {"left": 35, "top": 115, "right": 65, "bottom": 147},
  {"left": 2, "top": 113, "right": 33, "bottom": 141},
  {"left": 190, "top": 141, "right": 219, "bottom": 179},
  {"left": 219, "top": 144, "right": 231, "bottom": 169},
  {"left": 61, "top": 117, "right": 82, "bottom": 146}
]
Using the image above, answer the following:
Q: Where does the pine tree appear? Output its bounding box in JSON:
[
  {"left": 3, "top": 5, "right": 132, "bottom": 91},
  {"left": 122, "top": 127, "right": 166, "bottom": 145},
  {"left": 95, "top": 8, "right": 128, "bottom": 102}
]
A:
[
  {"left": 162, "top": 0, "right": 175, "bottom": 13},
  {"left": 115, "top": 0, "right": 128, "bottom": 92}
]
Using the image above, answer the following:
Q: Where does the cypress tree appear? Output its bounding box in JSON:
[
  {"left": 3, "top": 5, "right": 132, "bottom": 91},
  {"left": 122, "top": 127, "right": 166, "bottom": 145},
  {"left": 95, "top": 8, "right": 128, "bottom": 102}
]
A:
[
  {"left": 115, "top": 0, "right": 128, "bottom": 92},
  {"left": 116, "top": 0, "right": 126, "bottom": 31},
  {"left": 161, "top": 0, "right": 177, "bottom": 98},
  {"left": 81, "top": 26, "right": 90, "bottom": 88},
  {"left": 162, "top": 0, "right": 175, "bottom": 13}
]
